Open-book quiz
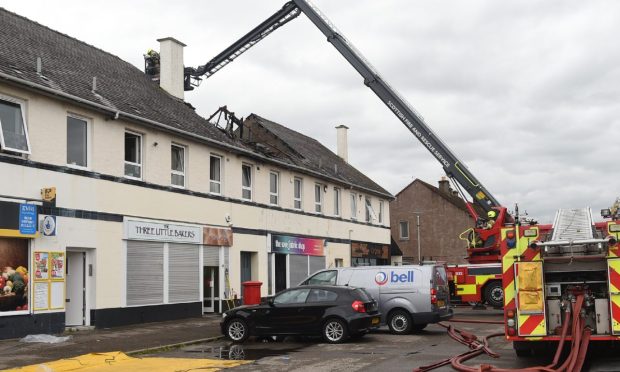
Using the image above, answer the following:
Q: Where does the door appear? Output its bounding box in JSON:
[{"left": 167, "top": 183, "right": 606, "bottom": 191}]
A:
[
  {"left": 275, "top": 254, "right": 287, "bottom": 293},
  {"left": 66, "top": 251, "right": 85, "bottom": 326},
  {"left": 240, "top": 252, "right": 252, "bottom": 283},
  {"left": 203, "top": 266, "right": 219, "bottom": 313},
  {"left": 255, "top": 288, "right": 310, "bottom": 334}
]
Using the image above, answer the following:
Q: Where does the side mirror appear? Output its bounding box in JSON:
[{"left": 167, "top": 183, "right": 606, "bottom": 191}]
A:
[{"left": 268, "top": 297, "right": 275, "bottom": 306}]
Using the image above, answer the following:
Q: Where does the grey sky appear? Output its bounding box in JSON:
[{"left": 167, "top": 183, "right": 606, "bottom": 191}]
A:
[{"left": 5, "top": 0, "right": 619, "bottom": 223}]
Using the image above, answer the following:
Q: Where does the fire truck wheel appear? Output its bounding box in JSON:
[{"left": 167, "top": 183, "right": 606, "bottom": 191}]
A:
[{"left": 484, "top": 281, "right": 504, "bottom": 308}]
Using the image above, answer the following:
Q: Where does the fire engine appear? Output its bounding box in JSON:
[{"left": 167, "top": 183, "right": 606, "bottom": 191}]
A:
[{"left": 167, "top": 0, "right": 619, "bottom": 356}]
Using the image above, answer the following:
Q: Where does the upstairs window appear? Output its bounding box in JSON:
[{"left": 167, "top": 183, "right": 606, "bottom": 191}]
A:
[
  {"left": 0, "top": 97, "right": 30, "bottom": 154},
  {"left": 350, "top": 192, "right": 357, "bottom": 221},
  {"left": 210, "top": 154, "right": 222, "bottom": 194},
  {"left": 124, "top": 131, "right": 142, "bottom": 179},
  {"left": 270, "top": 171, "right": 279, "bottom": 205},
  {"left": 334, "top": 187, "right": 341, "bottom": 216},
  {"left": 365, "top": 196, "right": 377, "bottom": 223},
  {"left": 293, "top": 177, "right": 302, "bottom": 210},
  {"left": 171, "top": 144, "right": 185, "bottom": 188},
  {"left": 399, "top": 221, "right": 410, "bottom": 240},
  {"left": 67, "top": 115, "right": 88, "bottom": 168},
  {"left": 242, "top": 163, "right": 252, "bottom": 200},
  {"left": 314, "top": 184, "right": 323, "bottom": 213},
  {"left": 379, "top": 200, "right": 384, "bottom": 224}
]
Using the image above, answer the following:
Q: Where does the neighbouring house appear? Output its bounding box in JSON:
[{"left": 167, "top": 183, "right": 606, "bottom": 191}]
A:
[{"left": 0, "top": 8, "right": 392, "bottom": 338}]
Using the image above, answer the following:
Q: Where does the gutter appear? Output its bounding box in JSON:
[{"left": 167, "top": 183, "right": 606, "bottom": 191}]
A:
[{"left": 0, "top": 72, "right": 393, "bottom": 200}]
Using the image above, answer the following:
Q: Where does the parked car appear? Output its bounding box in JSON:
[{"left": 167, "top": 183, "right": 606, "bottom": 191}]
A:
[
  {"left": 300, "top": 265, "right": 452, "bottom": 335},
  {"left": 221, "top": 285, "right": 380, "bottom": 344}
]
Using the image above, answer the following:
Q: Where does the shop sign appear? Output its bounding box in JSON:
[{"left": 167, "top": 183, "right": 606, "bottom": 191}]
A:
[
  {"left": 351, "top": 241, "right": 390, "bottom": 259},
  {"left": 124, "top": 219, "right": 202, "bottom": 244},
  {"left": 271, "top": 235, "right": 325, "bottom": 256},
  {"left": 19, "top": 204, "right": 37, "bottom": 235},
  {"left": 203, "top": 227, "right": 233, "bottom": 246},
  {"left": 40, "top": 215, "right": 57, "bottom": 237}
]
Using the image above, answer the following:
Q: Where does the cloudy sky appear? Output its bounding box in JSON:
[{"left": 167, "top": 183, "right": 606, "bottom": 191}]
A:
[{"left": 5, "top": 0, "right": 619, "bottom": 223}]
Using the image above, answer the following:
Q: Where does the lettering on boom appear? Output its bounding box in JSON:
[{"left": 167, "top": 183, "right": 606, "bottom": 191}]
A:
[{"left": 387, "top": 100, "right": 451, "bottom": 168}]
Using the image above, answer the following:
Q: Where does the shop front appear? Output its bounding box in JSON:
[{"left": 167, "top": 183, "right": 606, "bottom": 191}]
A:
[
  {"left": 268, "top": 234, "right": 326, "bottom": 295},
  {"left": 351, "top": 241, "right": 390, "bottom": 266},
  {"left": 202, "top": 226, "right": 232, "bottom": 313},
  {"left": 0, "top": 200, "right": 65, "bottom": 339}
]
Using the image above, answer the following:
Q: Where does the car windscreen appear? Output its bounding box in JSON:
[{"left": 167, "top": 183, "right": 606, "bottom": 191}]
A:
[
  {"left": 351, "top": 288, "right": 373, "bottom": 302},
  {"left": 305, "top": 270, "right": 337, "bottom": 285}
]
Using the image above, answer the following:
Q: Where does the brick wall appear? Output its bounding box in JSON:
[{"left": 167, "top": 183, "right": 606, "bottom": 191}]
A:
[{"left": 390, "top": 179, "right": 473, "bottom": 264}]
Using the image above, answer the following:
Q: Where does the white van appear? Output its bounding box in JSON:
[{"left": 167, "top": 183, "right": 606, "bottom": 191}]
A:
[{"left": 300, "top": 265, "right": 452, "bottom": 334}]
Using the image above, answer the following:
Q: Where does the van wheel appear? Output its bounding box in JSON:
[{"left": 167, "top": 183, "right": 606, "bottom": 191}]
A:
[
  {"left": 484, "top": 282, "right": 504, "bottom": 308},
  {"left": 388, "top": 310, "right": 412, "bottom": 335}
]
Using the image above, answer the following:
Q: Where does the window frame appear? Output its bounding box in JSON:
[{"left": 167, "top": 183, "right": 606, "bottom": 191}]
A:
[
  {"left": 66, "top": 113, "right": 91, "bottom": 170},
  {"left": 269, "top": 171, "right": 279, "bottom": 205},
  {"left": 209, "top": 154, "right": 223, "bottom": 195},
  {"left": 379, "top": 200, "right": 384, "bottom": 224},
  {"left": 399, "top": 220, "right": 410, "bottom": 240},
  {"left": 314, "top": 183, "right": 323, "bottom": 214},
  {"left": 124, "top": 130, "right": 143, "bottom": 180},
  {"left": 170, "top": 143, "right": 186, "bottom": 188},
  {"left": 350, "top": 192, "right": 357, "bottom": 221},
  {"left": 333, "top": 187, "right": 341, "bottom": 216},
  {"left": 241, "top": 163, "right": 253, "bottom": 201},
  {"left": 293, "top": 177, "right": 303, "bottom": 210},
  {"left": 0, "top": 95, "right": 31, "bottom": 155}
]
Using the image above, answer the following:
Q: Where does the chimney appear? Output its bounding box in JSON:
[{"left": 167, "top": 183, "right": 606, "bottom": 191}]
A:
[
  {"left": 336, "top": 125, "right": 349, "bottom": 162},
  {"left": 438, "top": 176, "right": 450, "bottom": 194},
  {"left": 157, "top": 37, "right": 186, "bottom": 100}
]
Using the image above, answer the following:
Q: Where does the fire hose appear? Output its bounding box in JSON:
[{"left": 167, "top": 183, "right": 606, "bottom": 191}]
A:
[{"left": 414, "top": 293, "right": 591, "bottom": 372}]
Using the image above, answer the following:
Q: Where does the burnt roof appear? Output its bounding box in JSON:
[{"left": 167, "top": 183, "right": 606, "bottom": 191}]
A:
[{"left": 247, "top": 114, "right": 391, "bottom": 198}]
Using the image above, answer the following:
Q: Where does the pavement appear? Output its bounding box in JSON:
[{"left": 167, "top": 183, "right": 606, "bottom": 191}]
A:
[{"left": 0, "top": 314, "right": 224, "bottom": 370}]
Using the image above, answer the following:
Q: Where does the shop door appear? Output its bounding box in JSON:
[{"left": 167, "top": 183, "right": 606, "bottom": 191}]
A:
[
  {"left": 203, "top": 266, "right": 219, "bottom": 313},
  {"left": 66, "top": 251, "right": 85, "bottom": 326},
  {"left": 275, "top": 254, "right": 287, "bottom": 293}
]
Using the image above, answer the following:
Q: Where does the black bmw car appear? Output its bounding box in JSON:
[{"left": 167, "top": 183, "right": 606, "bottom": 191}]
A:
[{"left": 221, "top": 285, "right": 380, "bottom": 344}]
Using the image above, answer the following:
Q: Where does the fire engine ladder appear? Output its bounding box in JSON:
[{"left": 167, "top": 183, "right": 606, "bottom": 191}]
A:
[{"left": 550, "top": 208, "right": 594, "bottom": 242}]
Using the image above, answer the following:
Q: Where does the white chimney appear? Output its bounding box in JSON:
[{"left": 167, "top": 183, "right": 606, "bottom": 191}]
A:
[
  {"left": 157, "top": 37, "right": 186, "bottom": 100},
  {"left": 336, "top": 125, "right": 349, "bottom": 162}
]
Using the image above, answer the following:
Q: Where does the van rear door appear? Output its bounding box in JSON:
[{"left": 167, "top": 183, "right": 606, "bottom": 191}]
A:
[{"left": 432, "top": 265, "right": 450, "bottom": 310}]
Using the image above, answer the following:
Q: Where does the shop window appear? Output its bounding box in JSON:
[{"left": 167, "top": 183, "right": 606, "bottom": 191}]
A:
[
  {"left": 210, "top": 154, "right": 222, "bottom": 194},
  {"left": 334, "top": 187, "right": 341, "bottom": 216},
  {"left": 314, "top": 184, "right": 323, "bottom": 213},
  {"left": 0, "top": 97, "right": 31, "bottom": 154},
  {"left": 350, "top": 192, "right": 357, "bottom": 220},
  {"left": 399, "top": 221, "right": 410, "bottom": 240},
  {"left": 293, "top": 177, "right": 302, "bottom": 210},
  {"left": 0, "top": 238, "right": 29, "bottom": 313},
  {"left": 124, "top": 131, "right": 142, "bottom": 179},
  {"left": 242, "top": 164, "right": 252, "bottom": 200},
  {"left": 269, "top": 171, "right": 279, "bottom": 205},
  {"left": 67, "top": 115, "right": 89, "bottom": 168},
  {"left": 171, "top": 144, "right": 186, "bottom": 188}
]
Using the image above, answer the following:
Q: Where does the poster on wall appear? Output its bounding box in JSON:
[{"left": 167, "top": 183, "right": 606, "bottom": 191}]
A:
[
  {"left": 34, "top": 282, "right": 49, "bottom": 310},
  {"left": 33, "top": 252, "right": 49, "bottom": 280},
  {"left": 271, "top": 235, "right": 325, "bottom": 256},
  {"left": 50, "top": 252, "right": 65, "bottom": 279}
]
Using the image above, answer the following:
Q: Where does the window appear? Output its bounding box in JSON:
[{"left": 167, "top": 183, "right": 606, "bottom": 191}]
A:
[
  {"left": 274, "top": 288, "right": 310, "bottom": 304},
  {"left": 242, "top": 163, "right": 252, "bottom": 200},
  {"left": 0, "top": 238, "right": 29, "bottom": 313},
  {"left": 306, "top": 270, "right": 337, "bottom": 285},
  {"left": 269, "top": 171, "right": 279, "bottom": 205},
  {"left": 335, "top": 258, "right": 344, "bottom": 268},
  {"left": 314, "top": 184, "right": 323, "bottom": 213},
  {"left": 334, "top": 187, "right": 341, "bottom": 216},
  {"left": 365, "top": 196, "right": 377, "bottom": 223},
  {"left": 399, "top": 221, "right": 410, "bottom": 240},
  {"left": 67, "top": 115, "right": 88, "bottom": 168},
  {"left": 171, "top": 144, "right": 185, "bottom": 188},
  {"left": 379, "top": 201, "right": 384, "bottom": 224},
  {"left": 307, "top": 289, "right": 338, "bottom": 303},
  {"left": 0, "top": 97, "right": 30, "bottom": 154},
  {"left": 209, "top": 155, "right": 222, "bottom": 194},
  {"left": 124, "top": 131, "right": 142, "bottom": 179},
  {"left": 293, "top": 177, "right": 302, "bottom": 210},
  {"left": 350, "top": 193, "right": 357, "bottom": 220}
]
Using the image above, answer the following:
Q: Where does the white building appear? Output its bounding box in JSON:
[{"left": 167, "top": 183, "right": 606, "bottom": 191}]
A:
[{"left": 0, "top": 8, "right": 392, "bottom": 338}]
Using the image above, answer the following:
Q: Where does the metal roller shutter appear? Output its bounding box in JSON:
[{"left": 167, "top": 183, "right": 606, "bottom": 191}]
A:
[
  {"left": 204, "top": 247, "right": 219, "bottom": 266},
  {"left": 309, "top": 256, "right": 326, "bottom": 276},
  {"left": 127, "top": 241, "right": 164, "bottom": 306},
  {"left": 289, "top": 254, "right": 308, "bottom": 287},
  {"left": 169, "top": 243, "right": 200, "bottom": 303}
]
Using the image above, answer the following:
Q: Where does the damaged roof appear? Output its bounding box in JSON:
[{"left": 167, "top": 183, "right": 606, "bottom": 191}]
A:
[{"left": 245, "top": 114, "right": 391, "bottom": 197}]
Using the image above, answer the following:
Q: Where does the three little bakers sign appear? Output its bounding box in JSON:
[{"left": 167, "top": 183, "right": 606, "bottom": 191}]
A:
[{"left": 124, "top": 219, "right": 202, "bottom": 244}]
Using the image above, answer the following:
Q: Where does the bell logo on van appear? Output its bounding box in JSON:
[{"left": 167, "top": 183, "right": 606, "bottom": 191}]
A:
[
  {"left": 375, "top": 270, "right": 414, "bottom": 285},
  {"left": 374, "top": 272, "right": 389, "bottom": 285}
]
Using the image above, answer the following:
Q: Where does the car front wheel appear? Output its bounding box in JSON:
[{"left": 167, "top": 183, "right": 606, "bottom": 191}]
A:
[
  {"left": 323, "top": 318, "right": 348, "bottom": 343},
  {"left": 226, "top": 318, "right": 249, "bottom": 343}
]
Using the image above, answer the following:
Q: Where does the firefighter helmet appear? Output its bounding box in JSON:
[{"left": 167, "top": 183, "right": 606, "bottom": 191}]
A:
[{"left": 487, "top": 210, "right": 497, "bottom": 219}]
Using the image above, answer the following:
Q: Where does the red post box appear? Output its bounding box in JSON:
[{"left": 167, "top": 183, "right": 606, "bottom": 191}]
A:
[{"left": 242, "top": 281, "right": 263, "bottom": 305}]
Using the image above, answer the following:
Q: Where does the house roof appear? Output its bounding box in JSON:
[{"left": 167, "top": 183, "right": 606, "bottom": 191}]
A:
[
  {"left": 396, "top": 178, "right": 482, "bottom": 214},
  {"left": 0, "top": 8, "right": 239, "bottom": 147},
  {"left": 247, "top": 114, "right": 391, "bottom": 198}
]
